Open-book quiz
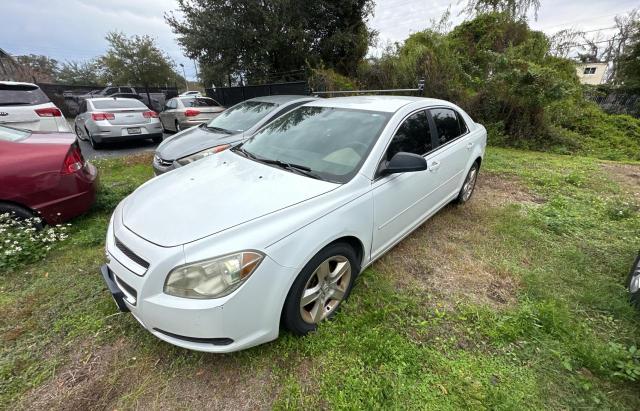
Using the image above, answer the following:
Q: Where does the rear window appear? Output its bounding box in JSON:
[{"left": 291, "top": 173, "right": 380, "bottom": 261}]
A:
[
  {"left": 0, "top": 124, "right": 30, "bottom": 142},
  {"left": 181, "top": 97, "right": 219, "bottom": 107},
  {"left": 91, "top": 99, "right": 146, "bottom": 110},
  {"left": 0, "top": 84, "right": 50, "bottom": 106}
]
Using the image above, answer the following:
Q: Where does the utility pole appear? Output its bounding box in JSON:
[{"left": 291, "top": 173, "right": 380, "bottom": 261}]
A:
[
  {"left": 192, "top": 59, "right": 199, "bottom": 84},
  {"left": 179, "top": 63, "right": 188, "bottom": 92}
]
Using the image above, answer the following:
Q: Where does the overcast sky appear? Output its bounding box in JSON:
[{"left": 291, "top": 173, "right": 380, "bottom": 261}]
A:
[{"left": 1, "top": 0, "right": 638, "bottom": 80}]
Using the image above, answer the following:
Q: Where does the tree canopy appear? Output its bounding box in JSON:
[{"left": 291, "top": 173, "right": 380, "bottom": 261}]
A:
[
  {"left": 166, "top": 0, "right": 376, "bottom": 86},
  {"left": 100, "top": 32, "right": 179, "bottom": 87}
]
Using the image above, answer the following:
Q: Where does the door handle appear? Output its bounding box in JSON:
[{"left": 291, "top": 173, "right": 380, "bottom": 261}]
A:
[
  {"left": 466, "top": 142, "right": 474, "bottom": 150},
  {"left": 429, "top": 160, "right": 441, "bottom": 172}
]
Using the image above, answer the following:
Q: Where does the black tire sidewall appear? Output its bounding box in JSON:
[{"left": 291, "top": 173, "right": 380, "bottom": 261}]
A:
[
  {"left": 282, "top": 242, "right": 360, "bottom": 335},
  {"left": 0, "top": 203, "right": 43, "bottom": 229}
]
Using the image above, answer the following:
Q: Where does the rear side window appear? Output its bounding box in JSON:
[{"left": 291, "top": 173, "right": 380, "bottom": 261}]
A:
[
  {"left": 430, "top": 108, "right": 466, "bottom": 145},
  {"left": 385, "top": 110, "right": 432, "bottom": 161},
  {"left": 181, "top": 97, "right": 219, "bottom": 107},
  {"left": 0, "top": 84, "right": 50, "bottom": 105},
  {"left": 91, "top": 99, "right": 147, "bottom": 110}
]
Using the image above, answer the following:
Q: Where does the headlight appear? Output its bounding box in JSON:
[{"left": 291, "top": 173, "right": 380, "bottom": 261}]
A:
[
  {"left": 164, "top": 251, "right": 264, "bottom": 299},
  {"left": 176, "top": 144, "right": 231, "bottom": 165}
]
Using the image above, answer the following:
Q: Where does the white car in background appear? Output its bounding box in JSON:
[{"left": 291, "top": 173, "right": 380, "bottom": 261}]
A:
[
  {"left": 178, "top": 91, "right": 202, "bottom": 97},
  {"left": 101, "top": 96, "right": 486, "bottom": 353},
  {"left": 0, "top": 81, "right": 70, "bottom": 132}
]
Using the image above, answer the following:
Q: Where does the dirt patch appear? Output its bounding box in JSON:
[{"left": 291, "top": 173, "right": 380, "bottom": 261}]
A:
[
  {"left": 16, "top": 338, "right": 134, "bottom": 411},
  {"left": 374, "top": 172, "right": 528, "bottom": 309},
  {"left": 122, "top": 152, "right": 154, "bottom": 166},
  {"left": 601, "top": 163, "right": 640, "bottom": 199}
]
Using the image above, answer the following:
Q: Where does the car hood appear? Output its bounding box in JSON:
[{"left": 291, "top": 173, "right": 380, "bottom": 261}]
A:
[
  {"left": 156, "top": 125, "right": 243, "bottom": 161},
  {"left": 122, "top": 150, "right": 339, "bottom": 247}
]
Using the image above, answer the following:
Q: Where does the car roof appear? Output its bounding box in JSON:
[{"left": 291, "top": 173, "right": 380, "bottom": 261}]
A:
[
  {"left": 247, "top": 95, "right": 317, "bottom": 104},
  {"left": 306, "top": 95, "right": 453, "bottom": 113},
  {"left": 0, "top": 80, "right": 39, "bottom": 87}
]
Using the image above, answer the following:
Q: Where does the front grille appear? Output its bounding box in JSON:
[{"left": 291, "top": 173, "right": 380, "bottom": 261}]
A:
[
  {"left": 114, "top": 275, "right": 137, "bottom": 305},
  {"left": 115, "top": 236, "right": 149, "bottom": 269}
]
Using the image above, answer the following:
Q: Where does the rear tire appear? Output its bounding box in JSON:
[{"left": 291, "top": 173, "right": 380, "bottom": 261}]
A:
[
  {"left": 282, "top": 242, "right": 359, "bottom": 336},
  {"left": 454, "top": 161, "right": 480, "bottom": 204},
  {"left": 86, "top": 128, "right": 102, "bottom": 150},
  {"left": 0, "top": 202, "right": 43, "bottom": 229},
  {"left": 628, "top": 253, "right": 640, "bottom": 309},
  {"left": 152, "top": 135, "right": 163, "bottom": 144}
]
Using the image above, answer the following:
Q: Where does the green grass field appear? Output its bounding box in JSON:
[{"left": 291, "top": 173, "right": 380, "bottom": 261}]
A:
[{"left": 1, "top": 148, "right": 639, "bottom": 410}]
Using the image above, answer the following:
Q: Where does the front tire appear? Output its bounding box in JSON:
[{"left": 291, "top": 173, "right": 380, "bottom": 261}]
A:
[
  {"left": 455, "top": 162, "right": 480, "bottom": 204},
  {"left": 628, "top": 253, "right": 640, "bottom": 309},
  {"left": 282, "top": 242, "right": 359, "bottom": 335}
]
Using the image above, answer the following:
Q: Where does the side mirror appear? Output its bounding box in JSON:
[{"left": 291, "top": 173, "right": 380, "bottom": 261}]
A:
[{"left": 381, "top": 152, "right": 428, "bottom": 175}]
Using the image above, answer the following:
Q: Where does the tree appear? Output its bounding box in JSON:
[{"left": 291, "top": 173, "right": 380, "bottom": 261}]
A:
[
  {"left": 461, "top": 0, "right": 541, "bottom": 20},
  {"left": 165, "top": 0, "right": 375, "bottom": 86},
  {"left": 616, "top": 20, "right": 640, "bottom": 88},
  {"left": 15, "top": 54, "right": 58, "bottom": 83},
  {"left": 56, "top": 60, "right": 102, "bottom": 85},
  {"left": 100, "top": 31, "right": 179, "bottom": 87}
]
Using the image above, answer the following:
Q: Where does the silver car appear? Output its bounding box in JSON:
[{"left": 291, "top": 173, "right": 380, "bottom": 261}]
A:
[
  {"left": 74, "top": 97, "right": 163, "bottom": 149},
  {"left": 153, "top": 95, "right": 316, "bottom": 175},
  {"left": 159, "top": 96, "right": 225, "bottom": 132}
]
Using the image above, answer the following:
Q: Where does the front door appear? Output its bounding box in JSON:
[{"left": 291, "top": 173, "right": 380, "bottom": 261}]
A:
[{"left": 371, "top": 110, "right": 440, "bottom": 258}]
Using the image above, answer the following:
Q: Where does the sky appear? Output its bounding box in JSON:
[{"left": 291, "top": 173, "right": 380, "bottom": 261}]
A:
[{"left": 1, "top": 0, "right": 638, "bottom": 80}]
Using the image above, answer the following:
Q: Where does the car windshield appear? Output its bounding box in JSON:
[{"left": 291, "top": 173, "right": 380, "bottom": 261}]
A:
[
  {"left": 0, "top": 124, "right": 31, "bottom": 141},
  {"left": 91, "top": 99, "right": 146, "bottom": 110},
  {"left": 181, "top": 97, "right": 218, "bottom": 107},
  {"left": 0, "top": 84, "right": 50, "bottom": 106},
  {"left": 238, "top": 106, "right": 391, "bottom": 183},
  {"left": 205, "top": 101, "right": 277, "bottom": 133}
]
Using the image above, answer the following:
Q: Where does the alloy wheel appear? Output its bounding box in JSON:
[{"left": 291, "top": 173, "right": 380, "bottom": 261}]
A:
[
  {"left": 631, "top": 270, "right": 640, "bottom": 294},
  {"left": 299, "top": 255, "right": 351, "bottom": 324},
  {"left": 175, "top": 121, "right": 181, "bottom": 132},
  {"left": 462, "top": 167, "right": 478, "bottom": 201}
]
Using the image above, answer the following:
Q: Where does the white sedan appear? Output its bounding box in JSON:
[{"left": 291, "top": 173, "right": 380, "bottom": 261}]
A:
[{"left": 101, "top": 96, "right": 486, "bottom": 352}]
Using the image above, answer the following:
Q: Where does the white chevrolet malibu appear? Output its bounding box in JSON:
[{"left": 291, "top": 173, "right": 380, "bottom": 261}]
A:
[{"left": 101, "top": 96, "right": 486, "bottom": 352}]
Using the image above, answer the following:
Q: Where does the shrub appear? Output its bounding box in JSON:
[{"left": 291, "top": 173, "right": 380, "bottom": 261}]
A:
[{"left": 0, "top": 214, "right": 69, "bottom": 272}]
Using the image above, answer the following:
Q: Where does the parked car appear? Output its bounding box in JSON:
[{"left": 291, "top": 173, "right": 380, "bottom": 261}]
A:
[
  {"left": 179, "top": 91, "right": 202, "bottom": 97},
  {"left": 0, "top": 124, "right": 97, "bottom": 225},
  {"left": 0, "top": 81, "right": 70, "bottom": 132},
  {"left": 629, "top": 252, "right": 640, "bottom": 308},
  {"left": 101, "top": 95, "right": 486, "bottom": 352},
  {"left": 73, "top": 97, "right": 163, "bottom": 149},
  {"left": 159, "top": 96, "right": 225, "bottom": 132},
  {"left": 153, "top": 95, "right": 316, "bottom": 175}
]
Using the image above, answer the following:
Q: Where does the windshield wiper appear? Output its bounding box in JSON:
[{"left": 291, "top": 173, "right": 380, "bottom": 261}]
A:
[
  {"left": 232, "top": 145, "right": 258, "bottom": 160},
  {"left": 203, "top": 125, "right": 233, "bottom": 134},
  {"left": 258, "top": 158, "right": 323, "bottom": 180}
]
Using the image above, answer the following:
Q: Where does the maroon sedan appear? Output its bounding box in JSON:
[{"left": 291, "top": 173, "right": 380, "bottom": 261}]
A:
[{"left": 0, "top": 124, "right": 97, "bottom": 225}]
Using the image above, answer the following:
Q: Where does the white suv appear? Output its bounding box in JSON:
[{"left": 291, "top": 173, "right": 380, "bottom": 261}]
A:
[{"left": 0, "top": 81, "right": 70, "bottom": 132}]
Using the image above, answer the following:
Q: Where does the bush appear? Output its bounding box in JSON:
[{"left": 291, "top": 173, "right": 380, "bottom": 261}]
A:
[{"left": 0, "top": 214, "right": 69, "bottom": 272}]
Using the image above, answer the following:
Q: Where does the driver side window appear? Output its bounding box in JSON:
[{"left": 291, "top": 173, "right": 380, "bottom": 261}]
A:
[{"left": 385, "top": 110, "right": 432, "bottom": 161}]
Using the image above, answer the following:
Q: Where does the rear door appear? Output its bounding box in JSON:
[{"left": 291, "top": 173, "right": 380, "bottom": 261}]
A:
[
  {"left": 0, "top": 83, "right": 57, "bottom": 131},
  {"left": 426, "top": 108, "right": 471, "bottom": 200},
  {"left": 159, "top": 98, "right": 177, "bottom": 128}
]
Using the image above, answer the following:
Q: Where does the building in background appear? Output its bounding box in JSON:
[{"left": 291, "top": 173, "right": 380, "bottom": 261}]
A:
[{"left": 575, "top": 62, "right": 609, "bottom": 85}]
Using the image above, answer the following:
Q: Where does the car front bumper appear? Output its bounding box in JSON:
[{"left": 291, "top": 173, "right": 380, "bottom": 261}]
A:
[{"left": 101, "top": 216, "right": 296, "bottom": 353}]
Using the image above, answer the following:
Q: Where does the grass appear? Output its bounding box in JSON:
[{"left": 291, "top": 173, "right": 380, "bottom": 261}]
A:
[{"left": 1, "top": 148, "right": 639, "bottom": 409}]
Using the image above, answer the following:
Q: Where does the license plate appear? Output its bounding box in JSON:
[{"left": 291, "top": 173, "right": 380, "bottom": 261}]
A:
[{"left": 128, "top": 127, "right": 141, "bottom": 134}]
